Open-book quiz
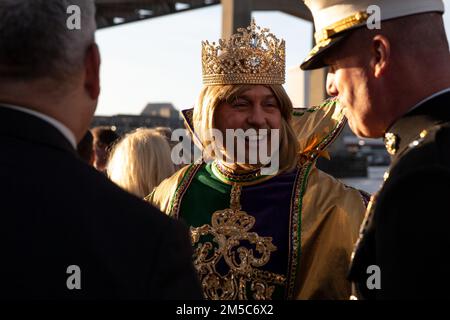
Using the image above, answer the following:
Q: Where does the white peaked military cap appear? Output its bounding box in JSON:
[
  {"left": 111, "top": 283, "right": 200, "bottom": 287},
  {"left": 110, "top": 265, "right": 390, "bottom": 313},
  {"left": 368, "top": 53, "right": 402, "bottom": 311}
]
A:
[{"left": 300, "top": 0, "right": 445, "bottom": 70}]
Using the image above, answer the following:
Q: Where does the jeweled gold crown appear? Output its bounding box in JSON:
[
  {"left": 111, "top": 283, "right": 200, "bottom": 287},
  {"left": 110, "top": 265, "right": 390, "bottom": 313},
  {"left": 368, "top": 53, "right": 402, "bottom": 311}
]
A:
[{"left": 202, "top": 19, "right": 285, "bottom": 85}]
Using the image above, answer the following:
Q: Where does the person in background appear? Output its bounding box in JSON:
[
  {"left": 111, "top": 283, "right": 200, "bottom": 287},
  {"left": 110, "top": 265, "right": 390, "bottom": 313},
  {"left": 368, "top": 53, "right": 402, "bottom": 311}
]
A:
[
  {"left": 77, "top": 129, "right": 95, "bottom": 166},
  {"left": 108, "top": 128, "right": 175, "bottom": 198},
  {"left": 91, "top": 125, "right": 120, "bottom": 173},
  {"left": 154, "top": 126, "right": 173, "bottom": 142},
  {"left": 154, "top": 126, "right": 188, "bottom": 171}
]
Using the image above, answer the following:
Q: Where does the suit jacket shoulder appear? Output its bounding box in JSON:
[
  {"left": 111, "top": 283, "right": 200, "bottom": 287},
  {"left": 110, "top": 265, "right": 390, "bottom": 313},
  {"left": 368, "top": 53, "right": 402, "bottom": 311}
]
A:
[{"left": 0, "top": 108, "right": 202, "bottom": 299}]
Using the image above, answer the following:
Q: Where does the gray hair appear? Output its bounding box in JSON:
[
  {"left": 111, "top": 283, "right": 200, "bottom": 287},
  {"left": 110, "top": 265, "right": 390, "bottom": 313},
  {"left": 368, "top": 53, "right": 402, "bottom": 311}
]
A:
[{"left": 0, "top": 0, "right": 96, "bottom": 81}]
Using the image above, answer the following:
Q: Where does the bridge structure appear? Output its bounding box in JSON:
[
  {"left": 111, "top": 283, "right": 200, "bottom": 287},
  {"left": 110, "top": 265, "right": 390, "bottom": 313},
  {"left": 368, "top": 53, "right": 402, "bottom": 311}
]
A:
[{"left": 94, "top": 0, "right": 327, "bottom": 106}]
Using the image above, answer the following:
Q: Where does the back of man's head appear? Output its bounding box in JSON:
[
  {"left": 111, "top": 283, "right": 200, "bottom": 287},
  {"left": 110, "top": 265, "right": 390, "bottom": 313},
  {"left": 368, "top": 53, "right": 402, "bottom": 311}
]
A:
[
  {"left": 0, "top": 0, "right": 100, "bottom": 142},
  {"left": 367, "top": 13, "right": 449, "bottom": 107},
  {"left": 350, "top": 13, "right": 448, "bottom": 64},
  {"left": 0, "top": 0, "right": 96, "bottom": 82}
]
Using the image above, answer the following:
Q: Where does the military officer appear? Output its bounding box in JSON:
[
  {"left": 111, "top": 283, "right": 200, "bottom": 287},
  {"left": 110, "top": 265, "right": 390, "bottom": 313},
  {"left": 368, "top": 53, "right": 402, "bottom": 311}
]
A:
[{"left": 300, "top": 0, "right": 450, "bottom": 299}]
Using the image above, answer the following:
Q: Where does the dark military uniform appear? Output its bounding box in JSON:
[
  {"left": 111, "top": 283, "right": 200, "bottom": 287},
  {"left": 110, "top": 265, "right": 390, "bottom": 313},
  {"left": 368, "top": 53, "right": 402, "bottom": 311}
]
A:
[{"left": 348, "top": 90, "right": 450, "bottom": 299}]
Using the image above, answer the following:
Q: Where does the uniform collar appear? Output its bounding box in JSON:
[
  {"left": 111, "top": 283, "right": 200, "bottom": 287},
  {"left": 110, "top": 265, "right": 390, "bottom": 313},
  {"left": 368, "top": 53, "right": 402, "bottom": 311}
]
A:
[{"left": 383, "top": 89, "right": 450, "bottom": 160}]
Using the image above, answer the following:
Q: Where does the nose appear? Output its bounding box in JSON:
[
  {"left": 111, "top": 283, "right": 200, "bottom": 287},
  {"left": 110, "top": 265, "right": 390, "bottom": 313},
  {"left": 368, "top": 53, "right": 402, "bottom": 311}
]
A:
[
  {"left": 247, "top": 105, "right": 267, "bottom": 129},
  {"left": 326, "top": 71, "right": 338, "bottom": 97}
]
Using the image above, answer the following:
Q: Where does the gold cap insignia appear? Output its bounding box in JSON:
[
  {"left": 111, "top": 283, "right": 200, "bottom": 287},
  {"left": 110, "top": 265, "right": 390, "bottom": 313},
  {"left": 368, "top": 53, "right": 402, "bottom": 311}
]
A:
[{"left": 202, "top": 19, "right": 285, "bottom": 85}]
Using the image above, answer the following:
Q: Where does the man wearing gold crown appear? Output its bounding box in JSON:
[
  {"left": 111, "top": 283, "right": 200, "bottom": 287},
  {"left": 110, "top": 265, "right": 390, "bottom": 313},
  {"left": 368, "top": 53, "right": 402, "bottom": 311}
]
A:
[
  {"left": 146, "top": 21, "right": 368, "bottom": 300},
  {"left": 300, "top": 0, "right": 450, "bottom": 299}
]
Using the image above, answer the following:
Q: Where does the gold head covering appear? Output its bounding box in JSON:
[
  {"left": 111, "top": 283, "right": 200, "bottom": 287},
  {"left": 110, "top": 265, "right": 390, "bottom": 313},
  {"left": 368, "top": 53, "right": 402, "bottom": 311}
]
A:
[{"left": 202, "top": 19, "right": 285, "bottom": 85}]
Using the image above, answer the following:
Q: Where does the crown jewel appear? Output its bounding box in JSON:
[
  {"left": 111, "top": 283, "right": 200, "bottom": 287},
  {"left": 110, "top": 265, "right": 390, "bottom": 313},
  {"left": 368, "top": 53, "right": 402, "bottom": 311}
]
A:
[{"left": 202, "top": 19, "right": 286, "bottom": 85}]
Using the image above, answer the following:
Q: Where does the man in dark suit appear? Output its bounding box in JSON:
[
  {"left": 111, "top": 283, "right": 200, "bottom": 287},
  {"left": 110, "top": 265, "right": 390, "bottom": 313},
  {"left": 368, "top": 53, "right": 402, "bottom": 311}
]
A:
[
  {"left": 0, "top": 0, "right": 201, "bottom": 299},
  {"left": 300, "top": 0, "right": 450, "bottom": 299}
]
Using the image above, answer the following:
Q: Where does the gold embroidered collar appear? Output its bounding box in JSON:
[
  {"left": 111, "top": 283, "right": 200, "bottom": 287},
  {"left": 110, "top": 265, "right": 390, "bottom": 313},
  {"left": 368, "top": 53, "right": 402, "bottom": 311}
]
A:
[{"left": 211, "top": 161, "right": 275, "bottom": 186}]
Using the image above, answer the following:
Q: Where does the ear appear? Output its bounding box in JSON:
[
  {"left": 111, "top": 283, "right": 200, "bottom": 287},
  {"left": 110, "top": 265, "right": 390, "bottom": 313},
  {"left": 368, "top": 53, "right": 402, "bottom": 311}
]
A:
[
  {"left": 371, "top": 35, "right": 390, "bottom": 78},
  {"left": 326, "top": 70, "right": 338, "bottom": 97},
  {"left": 84, "top": 43, "right": 101, "bottom": 100}
]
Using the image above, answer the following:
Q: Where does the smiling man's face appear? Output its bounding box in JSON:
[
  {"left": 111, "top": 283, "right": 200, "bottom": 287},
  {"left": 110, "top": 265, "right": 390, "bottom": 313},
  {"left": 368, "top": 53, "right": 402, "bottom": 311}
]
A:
[{"left": 214, "top": 85, "right": 282, "bottom": 163}]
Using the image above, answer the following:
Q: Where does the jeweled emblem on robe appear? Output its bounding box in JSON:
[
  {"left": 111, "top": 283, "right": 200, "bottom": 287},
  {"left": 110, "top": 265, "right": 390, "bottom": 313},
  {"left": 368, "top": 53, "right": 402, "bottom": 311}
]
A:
[{"left": 190, "top": 185, "right": 286, "bottom": 300}]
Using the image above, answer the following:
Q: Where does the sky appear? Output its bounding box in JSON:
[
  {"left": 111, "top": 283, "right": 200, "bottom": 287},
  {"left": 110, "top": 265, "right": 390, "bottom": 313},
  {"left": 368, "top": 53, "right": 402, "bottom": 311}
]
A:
[{"left": 94, "top": 1, "right": 450, "bottom": 116}]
